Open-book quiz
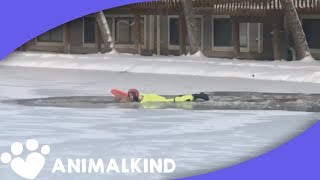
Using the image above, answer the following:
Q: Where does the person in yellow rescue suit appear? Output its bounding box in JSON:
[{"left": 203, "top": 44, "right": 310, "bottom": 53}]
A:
[{"left": 127, "top": 89, "right": 209, "bottom": 103}]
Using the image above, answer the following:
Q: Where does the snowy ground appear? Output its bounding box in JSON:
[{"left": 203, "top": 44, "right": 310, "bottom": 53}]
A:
[
  {"left": 0, "top": 52, "right": 319, "bottom": 179},
  {"left": 2, "top": 51, "right": 320, "bottom": 84}
]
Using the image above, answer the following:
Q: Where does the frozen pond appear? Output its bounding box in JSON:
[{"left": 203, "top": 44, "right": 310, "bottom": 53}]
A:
[
  {"left": 0, "top": 66, "right": 319, "bottom": 179},
  {"left": 0, "top": 102, "right": 318, "bottom": 180}
]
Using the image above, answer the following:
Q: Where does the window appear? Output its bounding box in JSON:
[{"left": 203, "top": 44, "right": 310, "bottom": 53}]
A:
[
  {"left": 213, "top": 18, "right": 248, "bottom": 48},
  {"left": 303, "top": 19, "right": 320, "bottom": 49},
  {"left": 37, "top": 25, "right": 64, "bottom": 43},
  {"left": 84, "top": 17, "right": 96, "bottom": 44},
  {"left": 240, "top": 23, "right": 248, "bottom": 48},
  {"left": 213, "top": 18, "right": 232, "bottom": 47},
  {"left": 169, "top": 18, "right": 180, "bottom": 46},
  {"left": 169, "top": 16, "right": 202, "bottom": 47},
  {"left": 115, "top": 17, "right": 144, "bottom": 45}
]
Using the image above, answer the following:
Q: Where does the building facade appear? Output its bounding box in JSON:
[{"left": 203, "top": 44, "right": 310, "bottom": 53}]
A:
[{"left": 19, "top": 0, "right": 320, "bottom": 60}]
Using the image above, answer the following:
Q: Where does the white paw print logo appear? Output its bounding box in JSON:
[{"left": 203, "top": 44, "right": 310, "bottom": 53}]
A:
[{"left": 0, "top": 139, "right": 50, "bottom": 180}]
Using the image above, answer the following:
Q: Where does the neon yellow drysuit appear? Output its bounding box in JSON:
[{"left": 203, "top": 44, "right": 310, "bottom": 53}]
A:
[{"left": 139, "top": 94, "right": 194, "bottom": 103}]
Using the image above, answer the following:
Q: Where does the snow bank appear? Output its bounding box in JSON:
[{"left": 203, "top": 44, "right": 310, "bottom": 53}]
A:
[
  {"left": 1, "top": 51, "right": 320, "bottom": 83},
  {"left": 300, "top": 55, "right": 315, "bottom": 62},
  {"left": 186, "top": 51, "right": 206, "bottom": 59}
]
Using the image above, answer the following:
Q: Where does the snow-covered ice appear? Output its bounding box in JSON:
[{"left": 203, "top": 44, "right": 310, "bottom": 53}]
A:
[
  {"left": 0, "top": 52, "right": 319, "bottom": 179},
  {"left": 2, "top": 51, "right": 320, "bottom": 83}
]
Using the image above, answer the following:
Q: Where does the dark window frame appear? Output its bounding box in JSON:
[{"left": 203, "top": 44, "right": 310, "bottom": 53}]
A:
[
  {"left": 212, "top": 17, "right": 249, "bottom": 49},
  {"left": 302, "top": 18, "right": 320, "bottom": 49},
  {"left": 83, "top": 17, "right": 96, "bottom": 44},
  {"left": 37, "top": 25, "right": 64, "bottom": 43},
  {"left": 213, "top": 18, "right": 232, "bottom": 47},
  {"left": 168, "top": 16, "right": 203, "bottom": 47},
  {"left": 114, "top": 16, "right": 145, "bottom": 45}
]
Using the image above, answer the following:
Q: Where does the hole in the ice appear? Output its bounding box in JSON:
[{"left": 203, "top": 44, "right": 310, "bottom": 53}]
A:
[{"left": 2, "top": 92, "right": 320, "bottom": 112}]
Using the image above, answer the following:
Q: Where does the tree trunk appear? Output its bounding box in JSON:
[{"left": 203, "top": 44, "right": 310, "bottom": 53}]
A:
[
  {"left": 134, "top": 14, "right": 142, "bottom": 55},
  {"left": 280, "top": 0, "right": 312, "bottom": 60},
  {"left": 95, "top": 11, "right": 115, "bottom": 51},
  {"left": 95, "top": 22, "right": 102, "bottom": 53},
  {"left": 181, "top": 0, "right": 200, "bottom": 55}
]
